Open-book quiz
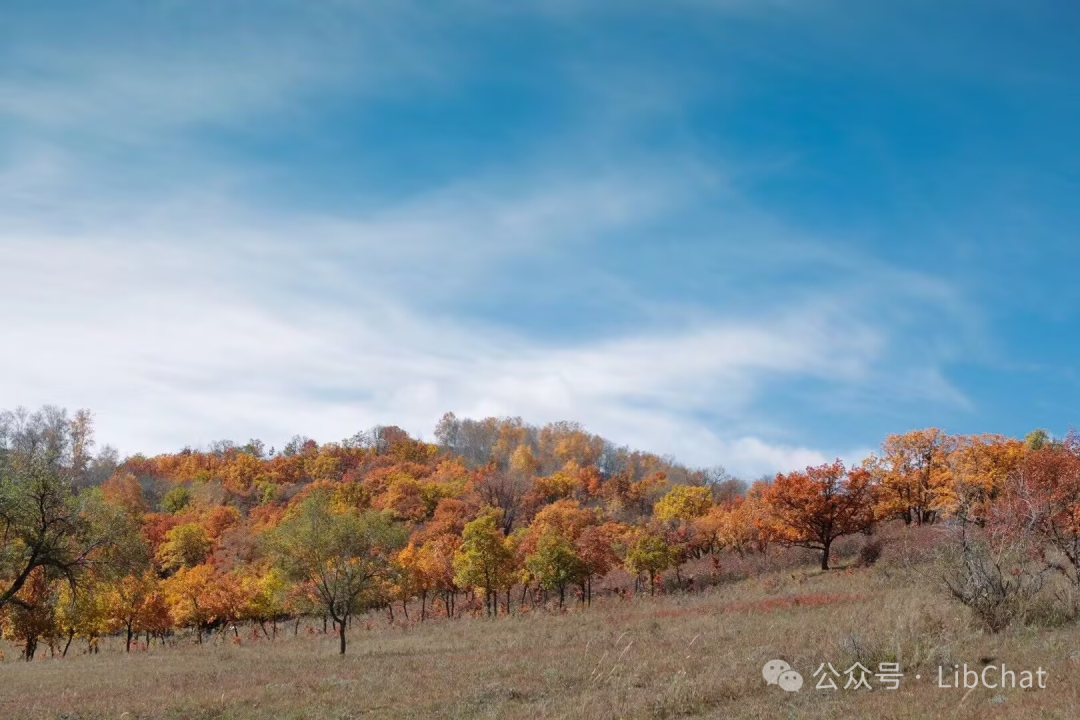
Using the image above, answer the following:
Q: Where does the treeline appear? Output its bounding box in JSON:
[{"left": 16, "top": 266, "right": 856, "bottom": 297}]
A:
[{"left": 1, "top": 407, "right": 1077, "bottom": 658}]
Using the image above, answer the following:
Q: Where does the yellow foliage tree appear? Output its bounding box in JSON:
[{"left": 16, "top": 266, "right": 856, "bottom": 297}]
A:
[
  {"left": 654, "top": 485, "right": 713, "bottom": 523},
  {"left": 162, "top": 563, "right": 216, "bottom": 643},
  {"left": 875, "top": 428, "right": 955, "bottom": 525}
]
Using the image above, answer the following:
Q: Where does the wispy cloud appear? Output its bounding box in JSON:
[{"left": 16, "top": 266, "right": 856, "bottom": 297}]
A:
[
  {"left": 0, "top": 2, "right": 451, "bottom": 138},
  {"left": 1, "top": 158, "right": 962, "bottom": 476},
  {"left": 0, "top": 0, "right": 980, "bottom": 477}
]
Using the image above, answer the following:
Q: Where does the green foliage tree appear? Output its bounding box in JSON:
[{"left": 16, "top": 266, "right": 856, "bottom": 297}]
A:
[
  {"left": 1025, "top": 428, "right": 1050, "bottom": 451},
  {"left": 0, "top": 461, "right": 130, "bottom": 614},
  {"left": 156, "top": 523, "right": 212, "bottom": 572},
  {"left": 625, "top": 530, "right": 676, "bottom": 595},
  {"left": 268, "top": 488, "right": 405, "bottom": 654},
  {"left": 525, "top": 529, "right": 584, "bottom": 608},
  {"left": 161, "top": 486, "right": 192, "bottom": 514},
  {"left": 453, "top": 513, "right": 516, "bottom": 616}
]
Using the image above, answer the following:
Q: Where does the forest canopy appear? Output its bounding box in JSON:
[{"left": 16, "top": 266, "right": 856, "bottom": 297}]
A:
[{"left": 1, "top": 405, "right": 1074, "bottom": 657}]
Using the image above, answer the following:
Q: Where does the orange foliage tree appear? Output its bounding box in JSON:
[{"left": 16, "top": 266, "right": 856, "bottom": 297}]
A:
[
  {"left": 998, "top": 434, "right": 1080, "bottom": 585},
  {"left": 875, "top": 428, "right": 955, "bottom": 525},
  {"left": 162, "top": 564, "right": 217, "bottom": 643},
  {"left": 943, "top": 434, "right": 1025, "bottom": 525},
  {"left": 763, "top": 461, "right": 876, "bottom": 570}
]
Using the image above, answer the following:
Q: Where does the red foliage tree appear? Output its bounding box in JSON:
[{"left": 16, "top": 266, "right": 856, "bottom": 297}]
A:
[{"left": 763, "top": 461, "right": 876, "bottom": 570}]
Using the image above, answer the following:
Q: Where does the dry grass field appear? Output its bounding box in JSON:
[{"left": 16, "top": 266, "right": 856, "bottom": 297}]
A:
[{"left": 3, "top": 531, "right": 1078, "bottom": 719}]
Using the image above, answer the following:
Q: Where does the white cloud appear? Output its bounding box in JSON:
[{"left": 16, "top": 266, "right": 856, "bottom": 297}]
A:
[
  {"left": 0, "top": 163, "right": 924, "bottom": 478},
  {"left": 0, "top": 0, "right": 973, "bottom": 478},
  {"left": 0, "top": 3, "right": 451, "bottom": 139}
]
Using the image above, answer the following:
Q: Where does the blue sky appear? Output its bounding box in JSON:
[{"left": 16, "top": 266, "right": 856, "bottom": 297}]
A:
[{"left": 2, "top": 1, "right": 1078, "bottom": 477}]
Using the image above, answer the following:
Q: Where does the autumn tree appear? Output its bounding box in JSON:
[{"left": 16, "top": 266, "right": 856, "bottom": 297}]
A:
[
  {"left": 528, "top": 499, "right": 597, "bottom": 541},
  {"left": 575, "top": 523, "right": 619, "bottom": 605},
  {"left": 108, "top": 572, "right": 159, "bottom": 651},
  {"left": 203, "top": 505, "right": 242, "bottom": 540},
  {"left": 694, "top": 482, "right": 771, "bottom": 557},
  {"left": 240, "top": 568, "right": 288, "bottom": 638},
  {"left": 763, "top": 461, "right": 876, "bottom": 570},
  {"left": 0, "top": 450, "right": 109, "bottom": 612},
  {"left": 101, "top": 472, "right": 147, "bottom": 515},
  {"left": 628, "top": 471, "right": 668, "bottom": 518},
  {"left": 1, "top": 567, "right": 60, "bottom": 660},
  {"left": 722, "top": 482, "right": 771, "bottom": 554},
  {"left": 875, "top": 428, "right": 955, "bottom": 525},
  {"left": 1025, "top": 429, "right": 1050, "bottom": 451},
  {"left": 418, "top": 533, "right": 461, "bottom": 618},
  {"left": 527, "top": 461, "right": 583, "bottom": 508},
  {"left": 625, "top": 528, "right": 675, "bottom": 595},
  {"left": 204, "top": 571, "right": 250, "bottom": 637},
  {"left": 653, "top": 482, "right": 716, "bottom": 570},
  {"left": 999, "top": 435, "right": 1080, "bottom": 586},
  {"left": 394, "top": 542, "right": 429, "bottom": 618},
  {"left": 56, "top": 575, "right": 112, "bottom": 655},
  {"left": 943, "top": 435, "right": 1025, "bottom": 525},
  {"left": 520, "top": 499, "right": 610, "bottom": 606},
  {"left": 268, "top": 488, "right": 405, "bottom": 654},
  {"left": 474, "top": 462, "right": 532, "bottom": 534},
  {"left": 654, "top": 485, "right": 713, "bottom": 524},
  {"left": 453, "top": 513, "right": 516, "bottom": 616},
  {"left": 525, "top": 529, "right": 584, "bottom": 608},
  {"left": 162, "top": 563, "right": 217, "bottom": 643},
  {"left": 156, "top": 523, "right": 212, "bottom": 572},
  {"left": 161, "top": 485, "right": 192, "bottom": 514}
]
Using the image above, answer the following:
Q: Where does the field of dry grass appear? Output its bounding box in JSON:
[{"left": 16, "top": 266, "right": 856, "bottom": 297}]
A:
[{"left": 3, "top": 531, "right": 1079, "bottom": 719}]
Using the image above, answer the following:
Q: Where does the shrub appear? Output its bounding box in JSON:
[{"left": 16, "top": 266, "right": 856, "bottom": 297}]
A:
[
  {"left": 858, "top": 539, "right": 885, "bottom": 567},
  {"left": 938, "top": 531, "right": 1047, "bottom": 633}
]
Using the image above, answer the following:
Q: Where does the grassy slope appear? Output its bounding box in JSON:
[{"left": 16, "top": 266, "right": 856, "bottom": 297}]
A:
[{"left": 2, "top": 539, "right": 1079, "bottom": 719}]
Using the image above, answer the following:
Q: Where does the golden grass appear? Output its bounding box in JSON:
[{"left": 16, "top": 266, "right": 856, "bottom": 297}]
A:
[{"left": 3, "top": 553, "right": 1079, "bottom": 719}]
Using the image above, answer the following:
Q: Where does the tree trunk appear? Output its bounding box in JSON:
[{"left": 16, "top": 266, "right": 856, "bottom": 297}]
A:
[
  {"left": 126, "top": 623, "right": 133, "bottom": 652},
  {"left": 821, "top": 539, "right": 832, "bottom": 570},
  {"left": 338, "top": 616, "right": 347, "bottom": 655},
  {"left": 62, "top": 630, "right": 74, "bottom": 658},
  {"left": 420, "top": 591, "right": 427, "bottom": 622}
]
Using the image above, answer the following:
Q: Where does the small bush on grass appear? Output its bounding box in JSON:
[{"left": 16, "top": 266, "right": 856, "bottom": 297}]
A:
[{"left": 938, "top": 529, "right": 1047, "bottom": 633}]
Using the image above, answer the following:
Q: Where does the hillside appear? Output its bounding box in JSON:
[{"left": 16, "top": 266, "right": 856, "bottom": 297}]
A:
[
  {"left": 2, "top": 407, "right": 1079, "bottom": 719},
  {"left": 2, "top": 533, "right": 1078, "bottom": 719}
]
